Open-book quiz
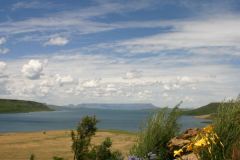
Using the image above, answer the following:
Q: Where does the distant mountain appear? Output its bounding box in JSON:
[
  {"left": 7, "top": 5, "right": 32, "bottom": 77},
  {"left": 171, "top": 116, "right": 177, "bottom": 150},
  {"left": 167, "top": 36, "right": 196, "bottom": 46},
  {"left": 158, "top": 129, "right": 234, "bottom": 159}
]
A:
[
  {"left": 0, "top": 99, "right": 53, "bottom": 113},
  {"left": 68, "top": 103, "right": 158, "bottom": 110}
]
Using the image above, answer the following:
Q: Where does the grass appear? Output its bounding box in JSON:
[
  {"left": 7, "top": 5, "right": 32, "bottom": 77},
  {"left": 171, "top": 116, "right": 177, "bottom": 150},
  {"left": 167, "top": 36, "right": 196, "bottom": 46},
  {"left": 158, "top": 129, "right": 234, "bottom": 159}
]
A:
[
  {"left": 210, "top": 101, "right": 240, "bottom": 159},
  {"left": 192, "top": 101, "right": 240, "bottom": 160},
  {"left": 130, "top": 107, "right": 180, "bottom": 160},
  {"left": 0, "top": 130, "right": 136, "bottom": 160},
  {"left": 0, "top": 99, "right": 53, "bottom": 113}
]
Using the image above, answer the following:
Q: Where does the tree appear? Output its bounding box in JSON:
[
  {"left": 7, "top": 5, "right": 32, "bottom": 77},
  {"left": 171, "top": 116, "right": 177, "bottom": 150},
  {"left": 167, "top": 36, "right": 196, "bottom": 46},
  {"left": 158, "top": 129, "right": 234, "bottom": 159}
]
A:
[
  {"left": 71, "top": 115, "right": 123, "bottom": 160},
  {"left": 71, "top": 116, "right": 98, "bottom": 160}
]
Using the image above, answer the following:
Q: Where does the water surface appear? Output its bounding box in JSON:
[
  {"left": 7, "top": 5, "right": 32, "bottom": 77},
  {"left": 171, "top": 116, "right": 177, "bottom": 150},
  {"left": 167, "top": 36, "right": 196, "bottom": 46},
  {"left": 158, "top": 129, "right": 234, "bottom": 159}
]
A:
[{"left": 0, "top": 108, "right": 211, "bottom": 132}]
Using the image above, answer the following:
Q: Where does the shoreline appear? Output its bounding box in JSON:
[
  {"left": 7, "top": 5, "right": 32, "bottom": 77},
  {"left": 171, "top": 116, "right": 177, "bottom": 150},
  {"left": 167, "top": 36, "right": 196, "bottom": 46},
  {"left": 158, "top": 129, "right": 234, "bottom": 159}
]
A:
[{"left": 193, "top": 114, "right": 213, "bottom": 120}]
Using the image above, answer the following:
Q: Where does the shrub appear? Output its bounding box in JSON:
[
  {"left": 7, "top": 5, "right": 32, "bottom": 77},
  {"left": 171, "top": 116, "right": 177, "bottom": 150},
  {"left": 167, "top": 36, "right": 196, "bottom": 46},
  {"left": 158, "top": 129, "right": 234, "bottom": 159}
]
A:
[
  {"left": 130, "top": 106, "right": 180, "bottom": 160},
  {"left": 90, "top": 137, "right": 124, "bottom": 160},
  {"left": 52, "top": 156, "right": 64, "bottom": 160},
  {"left": 71, "top": 115, "right": 123, "bottom": 160},
  {"left": 29, "top": 154, "right": 35, "bottom": 160}
]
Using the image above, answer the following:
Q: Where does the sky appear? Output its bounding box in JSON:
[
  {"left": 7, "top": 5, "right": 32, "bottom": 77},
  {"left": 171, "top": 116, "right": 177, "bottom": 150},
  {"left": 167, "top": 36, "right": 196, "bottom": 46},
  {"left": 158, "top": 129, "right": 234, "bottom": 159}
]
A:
[{"left": 0, "top": 0, "right": 240, "bottom": 107}]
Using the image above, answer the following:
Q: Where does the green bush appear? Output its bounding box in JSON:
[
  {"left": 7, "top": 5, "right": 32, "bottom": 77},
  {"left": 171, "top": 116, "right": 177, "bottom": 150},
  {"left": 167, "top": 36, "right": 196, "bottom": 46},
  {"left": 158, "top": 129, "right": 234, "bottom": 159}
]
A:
[
  {"left": 52, "top": 156, "right": 64, "bottom": 160},
  {"left": 89, "top": 137, "right": 124, "bottom": 160},
  {"left": 29, "top": 154, "right": 35, "bottom": 160},
  {"left": 71, "top": 115, "right": 123, "bottom": 160},
  {"left": 71, "top": 115, "right": 98, "bottom": 160},
  {"left": 130, "top": 106, "right": 180, "bottom": 160},
  {"left": 199, "top": 100, "right": 240, "bottom": 160}
]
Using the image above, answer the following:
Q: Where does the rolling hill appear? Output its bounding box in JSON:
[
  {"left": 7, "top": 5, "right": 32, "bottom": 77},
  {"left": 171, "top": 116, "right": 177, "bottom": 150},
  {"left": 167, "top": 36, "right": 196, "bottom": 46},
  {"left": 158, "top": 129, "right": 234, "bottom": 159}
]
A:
[
  {"left": 0, "top": 99, "right": 53, "bottom": 113},
  {"left": 182, "top": 102, "right": 236, "bottom": 116}
]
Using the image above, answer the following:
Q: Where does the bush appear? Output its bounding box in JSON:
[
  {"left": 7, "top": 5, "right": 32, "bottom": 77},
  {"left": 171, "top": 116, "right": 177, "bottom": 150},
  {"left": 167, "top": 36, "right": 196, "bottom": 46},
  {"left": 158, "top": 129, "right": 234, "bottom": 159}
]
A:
[
  {"left": 90, "top": 137, "right": 124, "bottom": 160},
  {"left": 52, "top": 156, "right": 64, "bottom": 160},
  {"left": 199, "top": 100, "right": 240, "bottom": 160},
  {"left": 71, "top": 115, "right": 123, "bottom": 160},
  {"left": 130, "top": 106, "right": 180, "bottom": 160},
  {"left": 29, "top": 154, "right": 35, "bottom": 160}
]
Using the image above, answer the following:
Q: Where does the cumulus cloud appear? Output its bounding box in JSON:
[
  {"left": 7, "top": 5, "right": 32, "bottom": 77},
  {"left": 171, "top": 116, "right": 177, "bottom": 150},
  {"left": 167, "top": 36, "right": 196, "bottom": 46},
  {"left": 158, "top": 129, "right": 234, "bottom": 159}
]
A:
[
  {"left": 0, "top": 61, "right": 7, "bottom": 72},
  {"left": 123, "top": 70, "right": 142, "bottom": 79},
  {"left": 55, "top": 74, "right": 75, "bottom": 86},
  {"left": 105, "top": 84, "right": 117, "bottom": 92},
  {"left": 21, "top": 60, "right": 44, "bottom": 80},
  {"left": 82, "top": 79, "right": 100, "bottom": 88},
  {"left": 45, "top": 36, "right": 69, "bottom": 46}
]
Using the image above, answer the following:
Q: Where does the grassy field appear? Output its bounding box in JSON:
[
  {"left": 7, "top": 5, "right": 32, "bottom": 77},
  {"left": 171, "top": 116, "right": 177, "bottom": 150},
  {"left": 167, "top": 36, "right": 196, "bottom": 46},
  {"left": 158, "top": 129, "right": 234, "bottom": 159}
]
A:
[
  {"left": 0, "top": 130, "right": 136, "bottom": 160},
  {"left": 0, "top": 99, "right": 53, "bottom": 113}
]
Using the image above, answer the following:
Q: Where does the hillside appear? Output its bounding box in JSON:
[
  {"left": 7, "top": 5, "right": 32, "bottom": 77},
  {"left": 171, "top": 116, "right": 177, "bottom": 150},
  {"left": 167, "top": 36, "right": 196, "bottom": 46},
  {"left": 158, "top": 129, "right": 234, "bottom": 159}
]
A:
[
  {"left": 182, "top": 102, "right": 235, "bottom": 116},
  {"left": 0, "top": 99, "right": 53, "bottom": 113}
]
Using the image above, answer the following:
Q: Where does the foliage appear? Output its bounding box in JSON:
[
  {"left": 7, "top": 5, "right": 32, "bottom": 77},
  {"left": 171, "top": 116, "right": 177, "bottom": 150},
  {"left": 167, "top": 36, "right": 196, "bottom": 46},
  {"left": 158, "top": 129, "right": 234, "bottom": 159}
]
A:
[
  {"left": 90, "top": 137, "right": 124, "bottom": 160},
  {"left": 201, "top": 100, "right": 240, "bottom": 160},
  {"left": 0, "top": 99, "right": 52, "bottom": 113},
  {"left": 29, "top": 154, "right": 35, "bottom": 160},
  {"left": 173, "top": 125, "right": 224, "bottom": 160},
  {"left": 71, "top": 115, "right": 98, "bottom": 160},
  {"left": 172, "top": 101, "right": 240, "bottom": 160},
  {"left": 52, "top": 156, "right": 65, "bottom": 160},
  {"left": 71, "top": 115, "right": 123, "bottom": 160},
  {"left": 130, "top": 105, "right": 180, "bottom": 160}
]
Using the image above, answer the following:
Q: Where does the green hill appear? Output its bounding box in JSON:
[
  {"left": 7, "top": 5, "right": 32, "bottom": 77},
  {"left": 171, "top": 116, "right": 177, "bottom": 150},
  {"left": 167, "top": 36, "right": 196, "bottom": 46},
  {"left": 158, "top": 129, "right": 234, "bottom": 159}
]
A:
[
  {"left": 0, "top": 99, "right": 53, "bottom": 113},
  {"left": 182, "top": 102, "right": 234, "bottom": 116}
]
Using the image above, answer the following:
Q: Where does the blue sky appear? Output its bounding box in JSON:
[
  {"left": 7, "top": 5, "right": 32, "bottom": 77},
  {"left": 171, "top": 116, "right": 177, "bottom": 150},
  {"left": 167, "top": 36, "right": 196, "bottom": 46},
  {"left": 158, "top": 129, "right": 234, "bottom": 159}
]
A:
[{"left": 0, "top": 0, "right": 240, "bottom": 107}]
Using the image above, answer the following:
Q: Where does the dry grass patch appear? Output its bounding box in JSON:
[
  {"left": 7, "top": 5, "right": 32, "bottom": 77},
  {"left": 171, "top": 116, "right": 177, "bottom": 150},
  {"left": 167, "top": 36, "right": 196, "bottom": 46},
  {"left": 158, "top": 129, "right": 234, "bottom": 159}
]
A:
[{"left": 0, "top": 130, "right": 136, "bottom": 160}]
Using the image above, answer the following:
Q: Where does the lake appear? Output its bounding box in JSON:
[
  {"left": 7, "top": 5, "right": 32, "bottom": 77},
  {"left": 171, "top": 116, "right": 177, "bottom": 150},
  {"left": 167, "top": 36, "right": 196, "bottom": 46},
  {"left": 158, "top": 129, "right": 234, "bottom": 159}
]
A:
[{"left": 0, "top": 108, "right": 211, "bottom": 132}]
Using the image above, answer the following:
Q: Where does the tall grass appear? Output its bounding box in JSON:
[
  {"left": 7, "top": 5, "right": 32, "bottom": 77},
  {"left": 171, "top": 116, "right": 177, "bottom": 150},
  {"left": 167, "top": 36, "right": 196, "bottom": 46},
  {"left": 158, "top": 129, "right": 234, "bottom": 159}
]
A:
[
  {"left": 199, "top": 100, "right": 240, "bottom": 160},
  {"left": 130, "top": 106, "right": 180, "bottom": 160}
]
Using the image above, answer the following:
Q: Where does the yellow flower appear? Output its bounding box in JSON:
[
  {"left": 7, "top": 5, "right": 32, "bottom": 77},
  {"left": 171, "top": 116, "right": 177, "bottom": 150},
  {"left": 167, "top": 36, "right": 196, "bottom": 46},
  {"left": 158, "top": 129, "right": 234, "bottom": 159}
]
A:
[
  {"left": 194, "top": 138, "right": 209, "bottom": 147},
  {"left": 174, "top": 149, "right": 183, "bottom": 157},
  {"left": 203, "top": 125, "right": 213, "bottom": 133},
  {"left": 186, "top": 144, "right": 193, "bottom": 151}
]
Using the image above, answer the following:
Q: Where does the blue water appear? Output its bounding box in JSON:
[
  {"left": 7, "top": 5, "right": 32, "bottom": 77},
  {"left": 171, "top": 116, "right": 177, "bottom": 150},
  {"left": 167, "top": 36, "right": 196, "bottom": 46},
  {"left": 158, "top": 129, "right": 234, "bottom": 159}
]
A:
[{"left": 0, "top": 108, "right": 211, "bottom": 132}]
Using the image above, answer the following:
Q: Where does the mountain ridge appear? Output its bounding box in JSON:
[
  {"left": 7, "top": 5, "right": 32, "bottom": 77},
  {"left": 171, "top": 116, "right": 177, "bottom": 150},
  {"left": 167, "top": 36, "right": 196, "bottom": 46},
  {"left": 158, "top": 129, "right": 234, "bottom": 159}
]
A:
[{"left": 65, "top": 103, "right": 158, "bottom": 110}]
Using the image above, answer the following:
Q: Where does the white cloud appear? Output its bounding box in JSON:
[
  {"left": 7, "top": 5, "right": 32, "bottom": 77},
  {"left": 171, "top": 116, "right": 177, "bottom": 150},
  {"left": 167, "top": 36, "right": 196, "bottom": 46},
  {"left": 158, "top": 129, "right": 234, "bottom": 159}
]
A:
[
  {"left": 21, "top": 59, "right": 44, "bottom": 80},
  {"left": 11, "top": 1, "right": 55, "bottom": 10},
  {"left": 0, "top": 48, "right": 9, "bottom": 54},
  {"left": 93, "top": 15, "right": 240, "bottom": 57},
  {"left": 82, "top": 79, "right": 100, "bottom": 88},
  {"left": 55, "top": 74, "right": 74, "bottom": 86},
  {"left": 162, "top": 92, "right": 169, "bottom": 98},
  {"left": 0, "top": 37, "right": 9, "bottom": 54},
  {"left": 0, "top": 61, "right": 7, "bottom": 72},
  {"left": 123, "top": 70, "right": 142, "bottom": 79},
  {"left": 1, "top": 51, "right": 239, "bottom": 107},
  {"left": 45, "top": 37, "right": 69, "bottom": 46},
  {"left": 105, "top": 84, "right": 117, "bottom": 92},
  {"left": 0, "top": 37, "right": 6, "bottom": 45}
]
